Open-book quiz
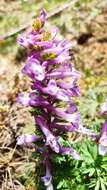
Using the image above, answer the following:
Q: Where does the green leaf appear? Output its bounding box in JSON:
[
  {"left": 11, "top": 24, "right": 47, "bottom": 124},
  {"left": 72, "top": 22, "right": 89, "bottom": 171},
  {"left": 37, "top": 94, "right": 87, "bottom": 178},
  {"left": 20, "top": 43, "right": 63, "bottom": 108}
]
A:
[
  {"left": 57, "top": 180, "right": 65, "bottom": 189},
  {"left": 100, "top": 178, "right": 106, "bottom": 190},
  {"left": 82, "top": 168, "right": 94, "bottom": 175},
  {"left": 102, "top": 156, "right": 107, "bottom": 162},
  {"left": 91, "top": 144, "right": 98, "bottom": 160},
  {"left": 101, "top": 165, "right": 107, "bottom": 171},
  {"left": 95, "top": 180, "right": 100, "bottom": 190},
  {"left": 88, "top": 179, "right": 96, "bottom": 188},
  {"left": 89, "top": 168, "right": 95, "bottom": 177}
]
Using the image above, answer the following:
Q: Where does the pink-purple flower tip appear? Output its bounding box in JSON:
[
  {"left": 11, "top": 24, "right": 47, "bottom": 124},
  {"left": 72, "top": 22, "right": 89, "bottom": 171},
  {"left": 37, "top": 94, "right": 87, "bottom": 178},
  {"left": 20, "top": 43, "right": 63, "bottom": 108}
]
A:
[
  {"left": 16, "top": 134, "right": 39, "bottom": 146},
  {"left": 98, "top": 121, "right": 107, "bottom": 156}
]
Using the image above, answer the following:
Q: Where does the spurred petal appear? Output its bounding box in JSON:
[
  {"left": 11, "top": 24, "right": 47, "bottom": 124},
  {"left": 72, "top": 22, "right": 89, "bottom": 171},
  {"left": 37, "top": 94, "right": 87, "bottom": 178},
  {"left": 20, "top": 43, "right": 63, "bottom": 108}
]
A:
[
  {"left": 18, "top": 92, "right": 50, "bottom": 107},
  {"left": 50, "top": 107, "right": 80, "bottom": 124},
  {"left": 54, "top": 53, "right": 71, "bottom": 63},
  {"left": 101, "top": 101, "right": 107, "bottom": 114},
  {"left": 40, "top": 9, "right": 47, "bottom": 24},
  {"left": 46, "top": 80, "right": 58, "bottom": 95},
  {"left": 76, "top": 124, "right": 96, "bottom": 138},
  {"left": 60, "top": 146, "right": 80, "bottom": 160},
  {"left": 47, "top": 69, "right": 81, "bottom": 80},
  {"left": 17, "top": 93, "right": 30, "bottom": 106},
  {"left": 41, "top": 157, "right": 53, "bottom": 190},
  {"left": 99, "top": 144, "right": 107, "bottom": 156},
  {"left": 66, "top": 103, "right": 77, "bottom": 114},
  {"left": 22, "top": 58, "right": 45, "bottom": 81},
  {"left": 33, "top": 80, "right": 70, "bottom": 101},
  {"left": 98, "top": 121, "right": 107, "bottom": 155},
  {"left": 36, "top": 116, "right": 60, "bottom": 153},
  {"left": 99, "top": 121, "right": 107, "bottom": 146},
  {"left": 34, "top": 41, "right": 53, "bottom": 48},
  {"left": 47, "top": 71, "right": 73, "bottom": 79},
  {"left": 45, "top": 81, "right": 70, "bottom": 101},
  {"left": 51, "top": 27, "right": 58, "bottom": 40},
  {"left": 57, "top": 89, "right": 70, "bottom": 102},
  {"left": 50, "top": 122, "right": 77, "bottom": 132},
  {"left": 29, "top": 94, "right": 50, "bottom": 107},
  {"left": 17, "top": 36, "right": 29, "bottom": 47},
  {"left": 101, "top": 121, "right": 107, "bottom": 134},
  {"left": 42, "top": 47, "right": 63, "bottom": 55},
  {"left": 16, "top": 134, "right": 39, "bottom": 146}
]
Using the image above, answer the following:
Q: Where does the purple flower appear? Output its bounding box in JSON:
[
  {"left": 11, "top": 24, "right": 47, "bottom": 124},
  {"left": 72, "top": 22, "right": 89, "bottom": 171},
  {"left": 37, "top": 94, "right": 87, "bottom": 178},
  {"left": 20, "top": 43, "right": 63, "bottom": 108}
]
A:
[
  {"left": 41, "top": 156, "right": 53, "bottom": 190},
  {"left": 50, "top": 107, "right": 80, "bottom": 124},
  {"left": 76, "top": 124, "right": 97, "bottom": 139},
  {"left": 42, "top": 47, "right": 63, "bottom": 57},
  {"left": 17, "top": 32, "right": 41, "bottom": 48},
  {"left": 54, "top": 52, "right": 71, "bottom": 63},
  {"left": 17, "top": 36, "right": 29, "bottom": 48},
  {"left": 42, "top": 80, "right": 59, "bottom": 95},
  {"left": 46, "top": 69, "right": 81, "bottom": 80},
  {"left": 36, "top": 116, "right": 60, "bottom": 153},
  {"left": 98, "top": 121, "right": 107, "bottom": 155},
  {"left": 40, "top": 9, "right": 47, "bottom": 24},
  {"left": 60, "top": 146, "right": 80, "bottom": 160},
  {"left": 100, "top": 100, "right": 107, "bottom": 115},
  {"left": 17, "top": 93, "right": 30, "bottom": 106},
  {"left": 50, "top": 122, "right": 77, "bottom": 133},
  {"left": 34, "top": 80, "right": 70, "bottom": 101},
  {"left": 57, "top": 80, "right": 80, "bottom": 97},
  {"left": 34, "top": 41, "right": 53, "bottom": 49},
  {"left": 17, "top": 9, "right": 83, "bottom": 189},
  {"left": 47, "top": 80, "right": 59, "bottom": 94},
  {"left": 22, "top": 58, "right": 45, "bottom": 81},
  {"left": 17, "top": 92, "right": 50, "bottom": 107},
  {"left": 29, "top": 92, "right": 50, "bottom": 107},
  {"left": 16, "top": 134, "right": 39, "bottom": 146},
  {"left": 66, "top": 103, "right": 77, "bottom": 113},
  {"left": 50, "top": 27, "right": 58, "bottom": 40}
]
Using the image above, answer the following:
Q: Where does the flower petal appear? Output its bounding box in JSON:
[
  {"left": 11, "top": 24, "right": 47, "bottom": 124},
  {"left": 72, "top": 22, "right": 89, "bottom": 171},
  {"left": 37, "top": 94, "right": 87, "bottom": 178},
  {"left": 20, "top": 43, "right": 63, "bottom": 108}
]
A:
[
  {"left": 22, "top": 58, "right": 45, "bottom": 81},
  {"left": 36, "top": 116, "right": 60, "bottom": 153},
  {"left": 99, "top": 144, "right": 107, "bottom": 156},
  {"left": 50, "top": 107, "right": 80, "bottom": 124},
  {"left": 17, "top": 134, "right": 39, "bottom": 146},
  {"left": 41, "top": 157, "right": 53, "bottom": 190},
  {"left": 17, "top": 93, "right": 30, "bottom": 106},
  {"left": 60, "top": 146, "right": 80, "bottom": 160}
]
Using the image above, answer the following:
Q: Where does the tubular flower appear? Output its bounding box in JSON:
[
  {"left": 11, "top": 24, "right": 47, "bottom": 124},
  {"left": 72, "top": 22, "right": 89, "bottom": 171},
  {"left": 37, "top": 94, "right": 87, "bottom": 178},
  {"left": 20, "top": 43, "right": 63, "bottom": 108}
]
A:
[
  {"left": 17, "top": 9, "right": 84, "bottom": 189},
  {"left": 41, "top": 156, "right": 53, "bottom": 190},
  {"left": 16, "top": 134, "right": 40, "bottom": 147},
  {"left": 98, "top": 100, "right": 107, "bottom": 155},
  {"left": 98, "top": 121, "right": 107, "bottom": 155},
  {"left": 100, "top": 100, "right": 107, "bottom": 115}
]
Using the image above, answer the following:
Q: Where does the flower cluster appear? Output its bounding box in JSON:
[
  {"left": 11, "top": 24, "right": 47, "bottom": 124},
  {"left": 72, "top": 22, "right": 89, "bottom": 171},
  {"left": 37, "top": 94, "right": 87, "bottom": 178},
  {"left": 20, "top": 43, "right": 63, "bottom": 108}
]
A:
[{"left": 17, "top": 9, "right": 96, "bottom": 189}]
